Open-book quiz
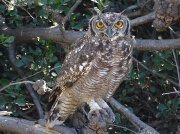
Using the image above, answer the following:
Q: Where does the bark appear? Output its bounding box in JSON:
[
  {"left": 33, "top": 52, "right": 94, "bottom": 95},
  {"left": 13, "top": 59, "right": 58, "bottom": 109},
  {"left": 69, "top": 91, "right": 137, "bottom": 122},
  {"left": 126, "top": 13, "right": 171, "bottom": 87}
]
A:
[{"left": 1, "top": 12, "right": 180, "bottom": 51}]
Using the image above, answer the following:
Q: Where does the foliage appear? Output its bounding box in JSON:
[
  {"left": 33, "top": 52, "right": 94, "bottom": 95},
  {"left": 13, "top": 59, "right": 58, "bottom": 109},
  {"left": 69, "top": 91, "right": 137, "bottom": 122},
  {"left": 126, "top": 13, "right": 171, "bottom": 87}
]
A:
[{"left": 0, "top": 0, "right": 180, "bottom": 134}]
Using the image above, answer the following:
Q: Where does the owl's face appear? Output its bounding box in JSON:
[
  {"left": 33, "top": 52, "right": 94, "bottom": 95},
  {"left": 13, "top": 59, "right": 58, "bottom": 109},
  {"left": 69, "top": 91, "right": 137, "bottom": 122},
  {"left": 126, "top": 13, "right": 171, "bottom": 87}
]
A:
[{"left": 89, "top": 12, "right": 130, "bottom": 38}]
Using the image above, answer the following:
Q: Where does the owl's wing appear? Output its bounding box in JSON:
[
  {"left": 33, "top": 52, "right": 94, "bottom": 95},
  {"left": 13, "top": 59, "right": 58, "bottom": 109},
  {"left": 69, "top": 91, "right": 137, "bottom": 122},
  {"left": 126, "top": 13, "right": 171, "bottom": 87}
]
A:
[{"left": 49, "top": 35, "right": 96, "bottom": 102}]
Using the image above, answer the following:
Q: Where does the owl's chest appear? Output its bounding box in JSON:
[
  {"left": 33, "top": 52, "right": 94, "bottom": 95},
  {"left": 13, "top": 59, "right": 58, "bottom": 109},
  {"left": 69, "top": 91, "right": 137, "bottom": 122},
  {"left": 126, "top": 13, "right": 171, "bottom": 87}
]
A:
[{"left": 93, "top": 38, "right": 132, "bottom": 62}]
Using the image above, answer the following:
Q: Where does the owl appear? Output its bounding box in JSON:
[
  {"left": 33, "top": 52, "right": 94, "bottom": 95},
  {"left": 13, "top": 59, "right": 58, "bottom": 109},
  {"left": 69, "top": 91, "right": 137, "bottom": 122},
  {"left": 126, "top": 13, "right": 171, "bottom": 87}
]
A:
[{"left": 46, "top": 12, "right": 134, "bottom": 128}]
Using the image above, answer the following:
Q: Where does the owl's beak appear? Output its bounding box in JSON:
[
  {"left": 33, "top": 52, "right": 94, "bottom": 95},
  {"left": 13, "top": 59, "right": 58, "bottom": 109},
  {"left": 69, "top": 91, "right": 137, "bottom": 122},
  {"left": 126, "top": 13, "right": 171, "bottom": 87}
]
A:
[{"left": 107, "top": 26, "right": 113, "bottom": 37}]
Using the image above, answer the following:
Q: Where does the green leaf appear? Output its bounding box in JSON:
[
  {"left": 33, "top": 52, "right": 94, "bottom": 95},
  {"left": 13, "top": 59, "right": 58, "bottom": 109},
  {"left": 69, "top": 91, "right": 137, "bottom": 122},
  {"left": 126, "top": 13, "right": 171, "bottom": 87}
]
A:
[
  {"left": 14, "top": 59, "right": 24, "bottom": 67},
  {"left": 73, "top": 23, "right": 84, "bottom": 30},
  {"left": 27, "top": 55, "right": 34, "bottom": 62},
  {"left": 13, "top": 95, "right": 26, "bottom": 106},
  {"left": 164, "top": 62, "right": 174, "bottom": 70},
  {"left": 50, "top": 56, "right": 58, "bottom": 62},
  {"left": 114, "top": 113, "right": 120, "bottom": 123},
  {"left": 0, "top": 79, "right": 10, "bottom": 86},
  {"left": 21, "top": 56, "right": 29, "bottom": 65},
  {"left": 122, "top": 89, "right": 126, "bottom": 96},
  {"left": 155, "top": 112, "right": 162, "bottom": 118},
  {"left": 2, "top": 43, "right": 8, "bottom": 47},
  {"left": 4, "top": 36, "right": 14, "bottom": 43},
  {"left": 0, "top": 98, "right": 7, "bottom": 107},
  {"left": 63, "top": 0, "right": 71, "bottom": 3},
  {"left": 150, "top": 86, "right": 156, "bottom": 93},
  {"left": 54, "top": 61, "right": 61, "bottom": 73},
  {"left": 157, "top": 103, "right": 167, "bottom": 111}
]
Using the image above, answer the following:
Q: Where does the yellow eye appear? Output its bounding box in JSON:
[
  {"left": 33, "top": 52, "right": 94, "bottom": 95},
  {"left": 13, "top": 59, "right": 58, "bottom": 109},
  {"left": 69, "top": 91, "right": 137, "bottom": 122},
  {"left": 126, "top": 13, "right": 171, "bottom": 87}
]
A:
[
  {"left": 96, "top": 21, "right": 104, "bottom": 28},
  {"left": 114, "top": 21, "right": 123, "bottom": 28}
]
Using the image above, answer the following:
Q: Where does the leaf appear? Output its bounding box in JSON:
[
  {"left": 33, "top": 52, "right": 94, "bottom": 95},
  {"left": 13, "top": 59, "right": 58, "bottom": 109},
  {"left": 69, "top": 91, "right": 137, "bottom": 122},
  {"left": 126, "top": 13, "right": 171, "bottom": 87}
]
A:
[
  {"left": 0, "top": 98, "right": 7, "bottom": 107},
  {"left": 164, "top": 62, "right": 174, "bottom": 70},
  {"left": 155, "top": 112, "right": 162, "bottom": 118},
  {"left": 27, "top": 55, "right": 34, "bottom": 62},
  {"left": 150, "top": 86, "right": 156, "bottom": 93},
  {"left": 13, "top": 95, "right": 26, "bottom": 106},
  {"left": 0, "top": 79, "right": 10, "bottom": 86},
  {"left": 73, "top": 23, "right": 84, "bottom": 30},
  {"left": 114, "top": 113, "right": 120, "bottom": 123},
  {"left": 157, "top": 103, "right": 167, "bottom": 111},
  {"left": 21, "top": 56, "right": 29, "bottom": 65},
  {"left": 54, "top": 61, "right": 61, "bottom": 73},
  {"left": 122, "top": 89, "right": 126, "bottom": 96},
  {"left": 2, "top": 43, "right": 8, "bottom": 47},
  {"left": 50, "top": 56, "right": 58, "bottom": 62},
  {"left": 63, "top": 0, "right": 71, "bottom": 3},
  {"left": 4, "top": 36, "right": 14, "bottom": 43},
  {"left": 14, "top": 59, "right": 24, "bottom": 67}
]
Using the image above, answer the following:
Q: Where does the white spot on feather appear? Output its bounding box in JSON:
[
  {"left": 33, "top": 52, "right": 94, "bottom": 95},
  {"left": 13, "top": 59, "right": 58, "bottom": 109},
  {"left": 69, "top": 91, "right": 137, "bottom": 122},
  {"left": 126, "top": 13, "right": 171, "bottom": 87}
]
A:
[
  {"left": 79, "top": 65, "right": 83, "bottom": 71},
  {"left": 70, "top": 67, "right": 73, "bottom": 72},
  {"left": 82, "top": 62, "right": 87, "bottom": 66}
]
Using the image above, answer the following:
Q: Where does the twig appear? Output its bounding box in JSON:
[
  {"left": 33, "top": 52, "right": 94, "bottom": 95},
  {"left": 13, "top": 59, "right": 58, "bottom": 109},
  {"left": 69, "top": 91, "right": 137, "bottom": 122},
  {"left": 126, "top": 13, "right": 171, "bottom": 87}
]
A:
[
  {"left": 0, "top": 81, "right": 35, "bottom": 92},
  {"left": 62, "top": 0, "right": 82, "bottom": 24},
  {"left": 20, "top": 70, "right": 43, "bottom": 80},
  {"left": 46, "top": 6, "right": 65, "bottom": 35},
  {"left": 8, "top": 43, "right": 44, "bottom": 119},
  {"left": 0, "top": 111, "right": 12, "bottom": 116},
  {"left": 132, "top": 56, "right": 180, "bottom": 88},
  {"left": 162, "top": 87, "right": 180, "bottom": 95},
  {"left": 108, "top": 124, "right": 137, "bottom": 133},
  {"left": 169, "top": 27, "right": 180, "bottom": 88},
  {"left": 2, "top": 0, "right": 34, "bottom": 19},
  {"left": 109, "top": 98, "right": 160, "bottom": 134}
]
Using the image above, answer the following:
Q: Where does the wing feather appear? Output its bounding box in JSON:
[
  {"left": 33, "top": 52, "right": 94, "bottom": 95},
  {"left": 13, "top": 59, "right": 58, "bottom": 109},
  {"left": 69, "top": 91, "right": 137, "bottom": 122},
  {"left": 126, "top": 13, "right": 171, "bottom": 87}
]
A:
[{"left": 49, "top": 35, "right": 96, "bottom": 102}]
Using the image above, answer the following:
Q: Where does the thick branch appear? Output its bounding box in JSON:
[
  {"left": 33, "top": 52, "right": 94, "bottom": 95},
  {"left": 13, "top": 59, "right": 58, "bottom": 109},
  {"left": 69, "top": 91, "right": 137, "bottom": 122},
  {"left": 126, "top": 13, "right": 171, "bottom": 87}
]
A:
[
  {"left": 1, "top": 12, "right": 180, "bottom": 51},
  {"left": 0, "top": 12, "right": 175, "bottom": 49},
  {"left": 0, "top": 116, "right": 57, "bottom": 134},
  {"left": 109, "top": 98, "right": 160, "bottom": 134},
  {"left": 131, "top": 12, "right": 155, "bottom": 27}
]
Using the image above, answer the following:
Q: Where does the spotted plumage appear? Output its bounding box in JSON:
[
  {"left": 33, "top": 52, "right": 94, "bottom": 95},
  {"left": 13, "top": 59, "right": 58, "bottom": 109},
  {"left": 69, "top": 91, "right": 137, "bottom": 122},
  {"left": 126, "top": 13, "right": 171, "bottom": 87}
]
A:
[{"left": 46, "top": 12, "right": 134, "bottom": 128}]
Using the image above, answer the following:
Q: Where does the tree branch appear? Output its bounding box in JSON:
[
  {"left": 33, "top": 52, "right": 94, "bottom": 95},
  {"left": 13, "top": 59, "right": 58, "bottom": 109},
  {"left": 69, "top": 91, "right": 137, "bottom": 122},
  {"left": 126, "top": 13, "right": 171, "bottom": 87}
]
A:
[
  {"left": 109, "top": 98, "right": 160, "bottom": 134},
  {"left": 1, "top": 12, "right": 180, "bottom": 51},
  {"left": 0, "top": 116, "right": 56, "bottom": 134},
  {"left": 62, "top": 0, "right": 82, "bottom": 24},
  {"left": 131, "top": 12, "right": 155, "bottom": 27}
]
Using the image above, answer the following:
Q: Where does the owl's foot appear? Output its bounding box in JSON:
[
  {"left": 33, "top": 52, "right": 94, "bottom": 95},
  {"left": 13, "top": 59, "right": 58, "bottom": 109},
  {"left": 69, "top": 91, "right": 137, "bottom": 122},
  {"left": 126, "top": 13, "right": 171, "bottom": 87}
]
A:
[
  {"left": 88, "top": 109, "right": 108, "bottom": 132},
  {"left": 73, "top": 112, "right": 87, "bottom": 129},
  {"left": 102, "top": 107, "right": 115, "bottom": 124},
  {"left": 88, "top": 109, "right": 108, "bottom": 122}
]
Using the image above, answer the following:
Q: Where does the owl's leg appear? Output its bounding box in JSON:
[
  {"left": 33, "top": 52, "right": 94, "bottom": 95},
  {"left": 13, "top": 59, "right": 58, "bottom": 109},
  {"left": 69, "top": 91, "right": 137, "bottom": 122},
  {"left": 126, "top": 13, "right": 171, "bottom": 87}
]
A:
[
  {"left": 96, "top": 98, "right": 115, "bottom": 123},
  {"left": 87, "top": 98, "right": 111, "bottom": 132},
  {"left": 87, "top": 98, "right": 109, "bottom": 122},
  {"left": 46, "top": 90, "right": 78, "bottom": 128}
]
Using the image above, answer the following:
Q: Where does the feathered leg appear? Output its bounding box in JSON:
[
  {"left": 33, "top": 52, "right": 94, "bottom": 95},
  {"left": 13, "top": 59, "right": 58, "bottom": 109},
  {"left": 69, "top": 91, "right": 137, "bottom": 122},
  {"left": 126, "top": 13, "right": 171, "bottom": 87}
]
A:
[
  {"left": 46, "top": 89, "right": 79, "bottom": 128},
  {"left": 96, "top": 97, "right": 115, "bottom": 123}
]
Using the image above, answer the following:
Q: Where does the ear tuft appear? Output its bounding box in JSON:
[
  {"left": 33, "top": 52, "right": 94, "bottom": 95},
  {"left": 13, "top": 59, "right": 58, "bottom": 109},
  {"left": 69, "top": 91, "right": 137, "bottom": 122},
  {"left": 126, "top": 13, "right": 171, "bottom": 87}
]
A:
[{"left": 89, "top": 7, "right": 101, "bottom": 15}]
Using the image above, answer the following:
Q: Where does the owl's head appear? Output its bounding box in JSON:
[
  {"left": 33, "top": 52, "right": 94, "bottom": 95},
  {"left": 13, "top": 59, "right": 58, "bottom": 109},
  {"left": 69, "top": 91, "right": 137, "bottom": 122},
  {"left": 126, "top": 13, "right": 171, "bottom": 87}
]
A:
[{"left": 88, "top": 12, "right": 130, "bottom": 38}]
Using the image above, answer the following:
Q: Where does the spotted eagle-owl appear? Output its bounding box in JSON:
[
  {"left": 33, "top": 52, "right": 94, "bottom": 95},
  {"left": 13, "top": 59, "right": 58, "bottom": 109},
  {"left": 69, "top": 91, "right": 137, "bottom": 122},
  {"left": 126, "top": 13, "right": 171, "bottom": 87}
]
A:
[{"left": 46, "top": 12, "right": 134, "bottom": 128}]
